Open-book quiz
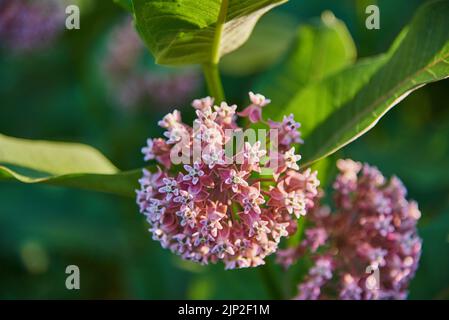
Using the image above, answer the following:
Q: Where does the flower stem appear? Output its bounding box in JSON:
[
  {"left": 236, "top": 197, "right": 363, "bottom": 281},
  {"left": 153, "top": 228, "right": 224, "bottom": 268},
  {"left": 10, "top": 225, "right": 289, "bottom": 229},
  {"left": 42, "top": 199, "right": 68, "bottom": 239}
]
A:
[
  {"left": 202, "top": 63, "right": 225, "bottom": 102},
  {"left": 202, "top": 0, "right": 228, "bottom": 102}
]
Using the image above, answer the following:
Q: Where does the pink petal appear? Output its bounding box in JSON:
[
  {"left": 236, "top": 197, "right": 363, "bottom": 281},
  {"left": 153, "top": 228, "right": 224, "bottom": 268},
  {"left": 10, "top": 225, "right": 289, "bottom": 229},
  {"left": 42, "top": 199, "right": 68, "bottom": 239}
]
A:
[{"left": 248, "top": 107, "right": 262, "bottom": 123}]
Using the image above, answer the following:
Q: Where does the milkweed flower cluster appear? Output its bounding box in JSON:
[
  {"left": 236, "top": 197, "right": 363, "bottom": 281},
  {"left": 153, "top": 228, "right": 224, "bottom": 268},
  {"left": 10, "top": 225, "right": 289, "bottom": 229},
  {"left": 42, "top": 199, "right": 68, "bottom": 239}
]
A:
[
  {"left": 0, "top": 0, "right": 64, "bottom": 52},
  {"left": 277, "top": 159, "right": 422, "bottom": 299},
  {"left": 103, "top": 18, "right": 200, "bottom": 110},
  {"left": 136, "top": 93, "right": 320, "bottom": 269}
]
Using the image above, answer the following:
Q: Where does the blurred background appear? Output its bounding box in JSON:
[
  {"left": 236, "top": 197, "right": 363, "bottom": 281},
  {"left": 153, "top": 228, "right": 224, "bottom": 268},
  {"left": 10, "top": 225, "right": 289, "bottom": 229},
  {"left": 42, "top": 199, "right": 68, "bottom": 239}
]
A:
[{"left": 0, "top": 0, "right": 448, "bottom": 299}]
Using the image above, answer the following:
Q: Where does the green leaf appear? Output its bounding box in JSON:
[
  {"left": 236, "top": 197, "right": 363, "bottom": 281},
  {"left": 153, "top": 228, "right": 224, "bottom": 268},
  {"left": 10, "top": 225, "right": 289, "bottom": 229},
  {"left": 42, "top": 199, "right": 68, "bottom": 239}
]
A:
[
  {"left": 220, "top": 12, "right": 297, "bottom": 76},
  {"left": 113, "top": 0, "right": 134, "bottom": 12},
  {"left": 0, "top": 134, "right": 118, "bottom": 175},
  {"left": 132, "top": 0, "right": 287, "bottom": 66},
  {"left": 0, "top": 134, "right": 141, "bottom": 197},
  {"left": 256, "top": 11, "right": 356, "bottom": 112},
  {"left": 267, "top": 0, "right": 449, "bottom": 167}
]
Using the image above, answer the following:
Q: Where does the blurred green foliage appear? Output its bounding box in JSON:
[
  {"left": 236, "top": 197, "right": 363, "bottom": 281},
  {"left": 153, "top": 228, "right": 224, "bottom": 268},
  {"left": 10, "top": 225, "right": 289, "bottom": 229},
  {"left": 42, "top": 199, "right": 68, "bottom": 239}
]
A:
[{"left": 0, "top": 0, "right": 448, "bottom": 299}]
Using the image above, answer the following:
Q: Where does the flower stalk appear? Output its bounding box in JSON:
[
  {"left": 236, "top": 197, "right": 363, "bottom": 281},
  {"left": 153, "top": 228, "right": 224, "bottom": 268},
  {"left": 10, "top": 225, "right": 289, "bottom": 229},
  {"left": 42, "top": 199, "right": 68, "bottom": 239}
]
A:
[
  {"left": 201, "top": 0, "right": 229, "bottom": 102},
  {"left": 202, "top": 63, "right": 225, "bottom": 103}
]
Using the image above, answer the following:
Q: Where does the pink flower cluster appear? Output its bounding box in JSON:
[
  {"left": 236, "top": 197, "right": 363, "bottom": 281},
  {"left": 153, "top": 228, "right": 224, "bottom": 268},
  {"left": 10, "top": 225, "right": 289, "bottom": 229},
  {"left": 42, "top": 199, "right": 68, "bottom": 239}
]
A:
[
  {"left": 0, "top": 0, "right": 64, "bottom": 52},
  {"left": 103, "top": 18, "right": 200, "bottom": 110},
  {"left": 137, "top": 93, "right": 320, "bottom": 269},
  {"left": 278, "top": 159, "right": 422, "bottom": 299}
]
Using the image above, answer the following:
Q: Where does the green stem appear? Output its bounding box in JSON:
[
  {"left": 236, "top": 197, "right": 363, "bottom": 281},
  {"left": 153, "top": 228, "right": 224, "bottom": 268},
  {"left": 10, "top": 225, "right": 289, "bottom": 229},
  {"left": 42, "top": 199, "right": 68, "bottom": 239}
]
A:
[
  {"left": 202, "top": 63, "right": 225, "bottom": 102},
  {"left": 201, "top": 0, "right": 228, "bottom": 102},
  {"left": 211, "top": 0, "right": 228, "bottom": 65}
]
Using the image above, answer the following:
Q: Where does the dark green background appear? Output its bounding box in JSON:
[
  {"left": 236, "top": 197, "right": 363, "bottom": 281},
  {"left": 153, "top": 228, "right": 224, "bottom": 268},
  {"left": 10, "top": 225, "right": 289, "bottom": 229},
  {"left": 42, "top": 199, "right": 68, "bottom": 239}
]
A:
[{"left": 0, "top": 0, "right": 448, "bottom": 299}]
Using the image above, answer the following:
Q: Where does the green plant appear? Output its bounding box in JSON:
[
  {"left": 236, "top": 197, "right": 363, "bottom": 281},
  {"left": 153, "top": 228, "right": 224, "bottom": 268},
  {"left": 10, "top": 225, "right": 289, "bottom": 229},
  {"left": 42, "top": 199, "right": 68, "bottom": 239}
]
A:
[
  {"left": 2, "top": 0, "right": 448, "bottom": 196},
  {"left": 1, "top": 0, "right": 449, "bottom": 300}
]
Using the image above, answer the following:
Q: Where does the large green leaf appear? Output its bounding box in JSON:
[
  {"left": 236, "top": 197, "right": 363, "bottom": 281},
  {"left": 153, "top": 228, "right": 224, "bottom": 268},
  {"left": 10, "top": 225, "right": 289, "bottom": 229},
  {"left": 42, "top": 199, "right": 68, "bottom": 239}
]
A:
[
  {"left": 0, "top": 134, "right": 140, "bottom": 197},
  {"left": 220, "top": 12, "right": 297, "bottom": 76},
  {"left": 267, "top": 0, "right": 449, "bottom": 167},
  {"left": 132, "top": 0, "right": 287, "bottom": 65},
  {"left": 256, "top": 11, "right": 356, "bottom": 110}
]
